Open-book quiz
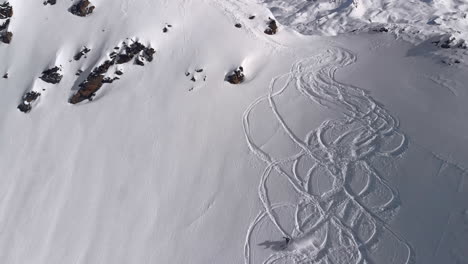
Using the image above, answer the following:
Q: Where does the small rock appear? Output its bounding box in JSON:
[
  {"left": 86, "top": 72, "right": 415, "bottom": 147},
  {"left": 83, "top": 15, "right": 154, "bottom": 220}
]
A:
[
  {"left": 0, "top": 31, "right": 12, "bottom": 44},
  {"left": 163, "top": 27, "right": 168, "bottom": 33},
  {"left": 135, "top": 56, "right": 145, "bottom": 66},
  {"left": 264, "top": 18, "right": 278, "bottom": 35},
  {"left": 115, "top": 70, "right": 123, "bottom": 75},
  {"left": 74, "top": 46, "right": 91, "bottom": 61},
  {"left": 195, "top": 68, "right": 203, "bottom": 73},
  {"left": 235, "top": 23, "right": 242, "bottom": 28},
  {"left": 249, "top": 15, "right": 255, "bottom": 20},
  {"left": 43, "top": 0, "right": 57, "bottom": 5},
  {"left": 70, "top": 0, "right": 95, "bottom": 17},
  {"left": 2, "top": 72, "right": 7, "bottom": 79},
  {"left": 0, "top": 18, "right": 10, "bottom": 31},
  {"left": 226, "top": 66, "right": 245, "bottom": 84},
  {"left": 18, "top": 91, "right": 41, "bottom": 113}
]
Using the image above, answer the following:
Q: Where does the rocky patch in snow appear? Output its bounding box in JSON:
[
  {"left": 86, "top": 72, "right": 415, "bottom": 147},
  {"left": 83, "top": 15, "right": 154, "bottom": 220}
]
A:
[
  {"left": 73, "top": 46, "right": 91, "bottom": 61},
  {"left": 185, "top": 68, "right": 207, "bottom": 91},
  {"left": 69, "top": 0, "right": 95, "bottom": 17},
  {"left": 0, "top": 1, "right": 12, "bottom": 44},
  {"left": 162, "top": 24, "right": 172, "bottom": 33},
  {"left": 43, "top": 0, "right": 57, "bottom": 6},
  {"left": 432, "top": 35, "right": 467, "bottom": 50},
  {"left": 40, "top": 66, "right": 63, "bottom": 84},
  {"left": 69, "top": 40, "right": 155, "bottom": 104},
  {"left": 226, "top": 66, "right": 244, "bottom": 84},
  {"left": 264, "top": 18, "right": 277, "bottom": 35},
  {"left": 0, "top": 1, "right": 12, "bottom": 19},
  {"left": 17, "top": 91, "right": 41, "bottom": 113}
]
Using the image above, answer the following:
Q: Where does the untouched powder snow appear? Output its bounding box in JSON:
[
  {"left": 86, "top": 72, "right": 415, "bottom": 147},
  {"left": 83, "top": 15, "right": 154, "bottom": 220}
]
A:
[{"left": 0, "top": 0, "right": 468, "bottom": 264}]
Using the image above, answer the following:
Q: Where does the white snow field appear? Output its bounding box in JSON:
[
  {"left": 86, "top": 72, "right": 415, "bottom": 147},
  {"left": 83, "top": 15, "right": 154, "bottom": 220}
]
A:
[{"left": 0, "top": 0, "right": 467, "bottom": 264}]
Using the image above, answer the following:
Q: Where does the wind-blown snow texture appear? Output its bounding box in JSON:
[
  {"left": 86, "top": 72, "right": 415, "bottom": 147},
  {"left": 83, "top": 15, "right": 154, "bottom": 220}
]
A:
[
  {"left": 258, "top": 0, "right": 468, "bottom": 42},
  {"left": 0, "top": 0, "right": 468, "bottom": 264}
]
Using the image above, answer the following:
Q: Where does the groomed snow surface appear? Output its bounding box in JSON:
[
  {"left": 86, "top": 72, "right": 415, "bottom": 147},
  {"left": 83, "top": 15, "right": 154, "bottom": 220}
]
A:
[{"left": 0, "top": 0, "right": 467, "bottom": 264}]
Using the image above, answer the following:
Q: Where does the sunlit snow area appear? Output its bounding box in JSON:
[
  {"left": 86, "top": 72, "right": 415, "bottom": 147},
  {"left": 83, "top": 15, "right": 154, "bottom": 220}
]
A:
[{"left": 0, "top": 0, "right": 467, "bottom": 263}]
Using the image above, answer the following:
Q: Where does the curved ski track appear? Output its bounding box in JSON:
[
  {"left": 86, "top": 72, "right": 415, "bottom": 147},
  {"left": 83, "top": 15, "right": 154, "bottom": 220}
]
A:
[{"left": 242, "top": 47, "right": 415, "bottom": 264}]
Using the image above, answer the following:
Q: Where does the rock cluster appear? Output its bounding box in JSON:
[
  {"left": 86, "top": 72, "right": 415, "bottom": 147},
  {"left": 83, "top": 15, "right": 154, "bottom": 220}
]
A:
[
  {"left": 40, "top": 66, "right": 63, "bottom": 84},
  {"left": 432, "top": 35, "right": 467, "bottom": 50},
  {"left": 0, "top": 1, "right": 13, "bottom": 44},
  {"left": 0, "top": 1, "right": 12, "bottom": 19},
  {"left": 264, "top": 18, "right": 278, "bottom": 35},
  {"left": 69, "top": 40, "right": 155, "bottom": 104},
  {"left": 17, "top": 91, "right": 41, "bottom": 113},
  {"left": 70, "top": 0, "right": 95, "bottom": 17},
  {"left": 226, "top": 66, "right": 244, "bottom": 84}
]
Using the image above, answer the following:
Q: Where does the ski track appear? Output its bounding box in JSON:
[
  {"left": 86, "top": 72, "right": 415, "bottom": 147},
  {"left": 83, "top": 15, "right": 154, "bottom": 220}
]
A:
[{"left": 242, "top": 46, "right": 415, "bottom": 264}]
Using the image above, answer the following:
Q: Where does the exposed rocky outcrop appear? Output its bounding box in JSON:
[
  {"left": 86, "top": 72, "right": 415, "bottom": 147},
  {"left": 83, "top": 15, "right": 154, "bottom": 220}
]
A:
[
  {"left": 0, "top": 2, "right": 12, "bottom": 44},
  {"left": 264, "top": 18, "right": 278, "bottom": 35},
  {"left": 226, "top": 66, "right": 244, "bottom": 84},
  {"left": 0, "top": 2, "right": 13, "bottom": 19},
  {"left": 70, "top": 0, "right": 95, "bottom": 17},
  {"left": 74, "top": 46, "right": 91, "bottom": 61},
  {"left": 17, "top": 91, "right": 41, "bottom": 113},
  {"left": 40, "top": 66, "right": 63, "bottom": 84},
  {"left": 432, "top": 35, "right": 467, "bottom": 50},
  {"left": 69, "top": 40, "right": 155, "bottom": 104}
]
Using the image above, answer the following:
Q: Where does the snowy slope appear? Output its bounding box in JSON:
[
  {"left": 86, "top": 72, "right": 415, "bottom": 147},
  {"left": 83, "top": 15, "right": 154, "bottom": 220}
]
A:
[{"left": 0, "top": 0, "right": 468, "bottom": 264}]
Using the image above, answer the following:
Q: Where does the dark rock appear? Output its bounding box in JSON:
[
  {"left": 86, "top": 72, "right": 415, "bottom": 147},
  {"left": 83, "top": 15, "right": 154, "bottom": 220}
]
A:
[
  {"left": 163, "top": 27, "right": 168, "bottom": 33},
  {"left": 69, "top": 74, "right": 104, "bottom": 104},
  {"left": 116, "top": 54, "right": 133, "bottom": 64},
  {"left": 0, "top": 30, "right": 11, "bottom": 43},
  {"left": 0, "top": 18, "right": 9, "bottom": 31},
  {"left": 226, "top": 66, "right": 245, "bottom": 84},
  {"left": 43, "top": 0, "right": 57, "bottom": 5},
  {"left": 2, "top": 72, "right": 7, "bottom": 79},
  {"left": 70, "top": 0, "right": 95, "bottom": 17},
  {"left": 39, "top": 66, "right": 63, "bottom": 84},
  {"left": 235, "top": 23, "right": 242, "bottom": 28},
  {"left": 143, "top": 47, "right": 155, "bottom": 62},
  {"left": 0, "top": 18, "right": 12, "bottom": 44},
  {"left": 249, "top": 15, "right": 255, "bottom": 20},
  {"left": 264, "top": 18, "right": 278, "bottom": 35},
  {"left": 115, "top": 70, "right": 123, "bottom": 75},
  {"left": 195, "top": 68, "right": 203, "bottom": 73},
  {"left": 74, "top": 46, "right": 91, "bottom": 61},
  {"left": 18, "top": 91, "right": 41, "bottom": 113},
  {"left": 373, "top": 27, "right": 388, "bottom": 33},
  {"left": 0, "top": 2, "right": 13, "bottom": 19},
  {"left": 135, "top": 56, "right": 145, "bottom": 66}
]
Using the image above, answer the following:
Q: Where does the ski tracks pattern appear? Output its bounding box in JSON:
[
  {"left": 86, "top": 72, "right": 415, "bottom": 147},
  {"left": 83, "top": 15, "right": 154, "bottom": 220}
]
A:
[{"left": 243, "top": 47, "right": 414, "bottom": 264}]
